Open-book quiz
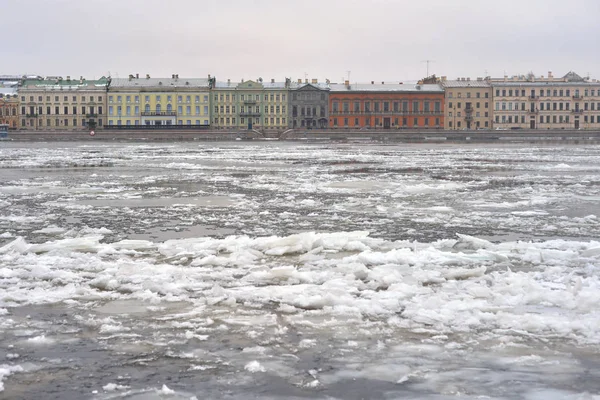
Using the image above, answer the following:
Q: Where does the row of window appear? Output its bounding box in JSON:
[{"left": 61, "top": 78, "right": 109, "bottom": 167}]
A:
[
  {"left": 21, "top": 106, "right": 102, "bottom": 116},
  {"left": 496, "top": 102, "right": 600, "bottom": 111},
  {"left": 214, "top": 93, "right": 287, "bottom": 102},
  {"left": 0, "top": 108, "right": 17, "bottom": 116},
  {"left": 448, "top": 112, "right": 489, "bottom": 118},
  {"left": 213, "top": 117, "right": 287, "bottom": 126},
  {"left": 108, "top": 105, "right": 209, "bottom": 116},
  {"left": 448, "top": 102, "right": 489, "bottom": 109},
  {"left": 292, "top": 92, "right": 327, "bottom": 101},
  {"left": 495, "top": 88, "right": 598, "bottom": 98},
  {"left": 21, "top": 118, "right": 103, "bottom": 127},
  {"left": 109, "top": 95, "right": 209, "bottom": 104},
  {"left": 447, "top": 92, "right": 490, "bottom": 99},
  {"left": 292, "top": 106, "right": 326, "bottom": 117},
  {"left": 214, "top": 105, "right": 287, "bottom": 114},
  {"left": 496, "top": 115, "right": 600, "bottom": 124},
  {"left": 108, "top": 119, "right": 209, "bottom": 126},
  {"left": 21, "top": 95, "right": 102, "bottom": 103},
  {"left": 448, "top": 121, "right": 490, "bottom": 128},
  {"left": 332, "top": 117, "right": 441, "bottom": 127},
  {"left": 332, "top": 101, "right": 442, "bottom": 113}
]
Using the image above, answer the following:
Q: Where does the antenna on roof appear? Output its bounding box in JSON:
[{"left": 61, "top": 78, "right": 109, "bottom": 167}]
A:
[
  {"left": 421, "top": 60, "right": 435, "bottom": 77},
  {"left": 347, "top": 70, "right": 351, "bottom": 83}
]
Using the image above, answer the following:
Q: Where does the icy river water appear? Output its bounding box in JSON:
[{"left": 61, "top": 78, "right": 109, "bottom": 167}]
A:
[{"left": 1, "top": 141, "right": 600, "bottom": 400}]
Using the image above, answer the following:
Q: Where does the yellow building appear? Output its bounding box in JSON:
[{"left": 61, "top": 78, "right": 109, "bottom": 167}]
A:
[
  {"left": 441, "top": 77, "right": 492, "bottom": 130},
  {"left": 106, "top": 74, "right": 210, "bottom": 127}
]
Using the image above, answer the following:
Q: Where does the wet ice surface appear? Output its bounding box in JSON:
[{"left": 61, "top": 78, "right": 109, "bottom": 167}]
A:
[{"left": 1, "top": 142, "right": 600, "bottom": 399}]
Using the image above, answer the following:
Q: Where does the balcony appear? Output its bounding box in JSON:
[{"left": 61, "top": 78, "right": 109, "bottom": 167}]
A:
[
  {"left": 25, "top": 114, "right": 39, "bottom": 118},
  {"left": 573, "top": 95, "right": 583, "bottom": 100},
  {"left": 243, "top": 99, "right": 257, "bottom": 105},
  {"left": 465, "top": 107, "right": 474, "bottom": 113},
  {"left": 572, "top": 109, "right": 584, "bottom": 114},
  {"left": 239, "top": 111, "right": 261, "bottom": 117},
  {"left": 464, "top": 115, "right": 473, "bottom": 122},
  {"left": 141, "top": 111, "right": 177, "bottom": 116},
  {"left": 85, "top": 114, "right": 98, "bottom": 118},
  {"left": 529, "top": 95, "right": 539, "bottom": 100},
  {"left": 527, "top": 109, "right": 539, "bottom": 114}
]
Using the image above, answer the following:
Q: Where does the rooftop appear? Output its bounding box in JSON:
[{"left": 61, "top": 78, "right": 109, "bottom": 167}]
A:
[
  {"left": 329, "top": 83, "right": 444, "bottom": 93},
  {"left": 441, "top": 80, "right": 491, "bottom": 88},
  {"left": 109, "top": 77, "right": 209, "bottom": 89},
  {"left": 21, "top": 77, "right": 109, "bottom": 90}
]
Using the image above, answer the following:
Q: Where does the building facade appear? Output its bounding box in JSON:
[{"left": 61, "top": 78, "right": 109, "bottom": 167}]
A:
[
  {"left": 441, "top": 78, "right": 492, "bottom": 130},
  {"left": 289, "top": 79, "right": 329, "bottom": 129},
  {"left": 18, "top": 76, "right": 108, "bottom": 130},
  {"left": 0, "top": 87, "right": 19, "bottom": 129},
  {"left": 106, "top": 75, "right": 210, "bottom": 127},
  {"left": 490, "top": 71, "right": 600, "bottom": 130},
  {"left": 329, "top": 82, "right": 444, "bottom": 129},
  {"left": 212, "top": 79, "right": 289, "bottom": 130}
]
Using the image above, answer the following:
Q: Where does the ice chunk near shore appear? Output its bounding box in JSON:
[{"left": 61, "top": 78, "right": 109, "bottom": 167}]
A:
[{"left": 0, "top": 364, "right": 24, "bottom": 392}]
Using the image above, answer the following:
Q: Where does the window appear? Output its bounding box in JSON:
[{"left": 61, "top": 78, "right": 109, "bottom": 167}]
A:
[
  {"left": 196, "top": 106, "right": 200, "bottom": 115},
  {"left": 72, "top": 106, "right": 77, "bottom": 114},
  {"left": 117, "top": 96, "right": 122, "bottom": 103},
  {"left": 413, "top": 101, "right": 419, "bottom": 113},
  {"left": 186, "top": 96, "right": 191, "bottom": 103},
  {"left": 145, "top": 96, "right": 150, "bottom": 103},
  {"left": 109, "top": 96, "right": 113, "bottom": 103},
  {"left": 167, "top": 96, "right": 172, "bottom": 103}
]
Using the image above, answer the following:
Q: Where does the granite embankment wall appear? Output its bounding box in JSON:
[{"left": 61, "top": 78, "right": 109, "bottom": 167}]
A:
[{"left": 5, "top": 129, "right": 600, "bottom": 144}]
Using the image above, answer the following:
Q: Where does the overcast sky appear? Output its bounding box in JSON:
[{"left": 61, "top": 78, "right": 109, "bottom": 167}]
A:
[{"left": 5, "top": 0, "right": 600, "bottom": 83}]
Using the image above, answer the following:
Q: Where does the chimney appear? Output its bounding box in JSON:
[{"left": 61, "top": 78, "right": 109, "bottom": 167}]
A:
[
  {"left": 172, "top": 74, "right": 175, "bottom": 79},
  {"left": 312, "top": 78, "right": 317, "bottom": 84},
  {"left": 297, "top": 79, "right": 302, "bottom": 84},
  {"left": 271, "top": 79, "right": 274, "bottom": 83},
  {"left": 227, "top": 78, "right": 230, "bottom": 84},
  {"left": 67, "top": 76, "right": 70, "bottom": 81},
  {"left": 466, "top": 77, "right": 470, "bottom": 81},
  {"left": 305, "top": 78, "right": 308, "bottom": 83},
  {"left": 476, "top": 77, "right": 482, "bottom": 81},
  {"left": 441, "top": 76, "right": 447, "bottom": 82},
  {"left": 146, "top": 74, "right": 150, "bottom": 79},
  {"left": 129, "top": 74, "right": 133, "bottom": 81},
  {"left": 381, "top": 81, "right": 385, "bottom": 84},
  {"left": 136, "top": 73, "right": 139, "bottom": 79},
  {"left": 79, "top": 76, "right": 83, "bottom": 84},
  {"left": 176, "top": 74, "right": 179, "bottom": 79},
  {"left": 548, "top": 71, "right": 553, "bottom": 80},
  {"left": 371, "top": 81, "right": 374, "bottom": 84},
  {"left": 344, "top": 80, "right": 349, "bottom": 86}
]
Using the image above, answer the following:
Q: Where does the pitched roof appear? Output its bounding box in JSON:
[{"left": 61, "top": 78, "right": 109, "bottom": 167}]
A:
[
  {"left": 20, "top": 77, "right": 109, "bottom": 90},
  {"left": 329, "top": 83, "right": 443, "bottom": 93},
  {"left": 441, "top": 80, "right": 491, "bottom": 88},
  {"left": 109, "top": 77, "right": 209, "bottom": 88}
]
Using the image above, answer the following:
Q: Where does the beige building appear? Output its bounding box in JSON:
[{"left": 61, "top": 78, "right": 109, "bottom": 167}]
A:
[
  {"left": 19, "top": 76, "right": 108, "bottom": 130},
  {"left": 490, "top": 71, "right": 600, "bottom": 130},
  {"left": 441, "top": 77, "right": 492, "bottom": 130},
  {"left": 212, "top": 79, "right": 289, "bottom": 131}
]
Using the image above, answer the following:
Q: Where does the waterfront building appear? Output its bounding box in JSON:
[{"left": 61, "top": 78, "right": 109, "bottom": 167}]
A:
[
  {"left": 212, "top": 78, "right": 289, "bottom": 130},
  {"left": 490, "top": 71, "right": 600, "bottom": 130},
  {"left": 0, "top": 87, "right": 19, "bottom": 129},
  {"left": 106, "top": 74, "right": 211, "bottom": 127},
  {"left": 441, "top": 77, "right": 492, "bottom": 130},
  {"left": 328, "top": 81, "right": 444, "bottom": 129},
  {"left": 18, "top": 76, "right": 109, "bottom": 130},
  {"left": 289, "top": 79, "right": 330, "bottom": 129}
]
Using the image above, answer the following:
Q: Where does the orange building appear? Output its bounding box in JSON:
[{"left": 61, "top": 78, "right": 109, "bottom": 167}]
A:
[
  {"left": 0, "top": 88, "right": 19, "bottom": 129},
  {"left": 329, "top": 81, "right": 444, "bottom": 129}
]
